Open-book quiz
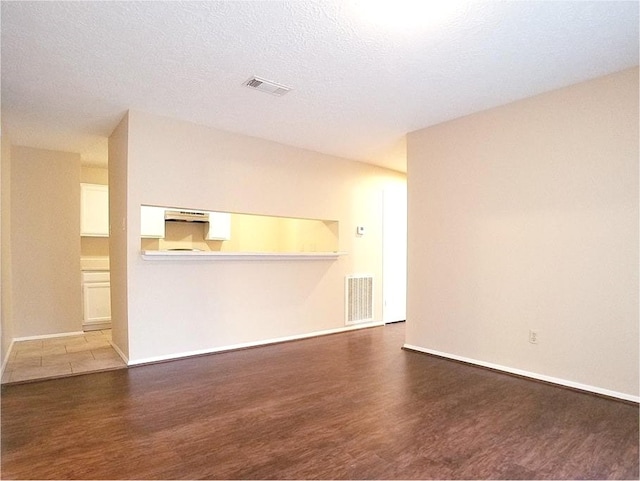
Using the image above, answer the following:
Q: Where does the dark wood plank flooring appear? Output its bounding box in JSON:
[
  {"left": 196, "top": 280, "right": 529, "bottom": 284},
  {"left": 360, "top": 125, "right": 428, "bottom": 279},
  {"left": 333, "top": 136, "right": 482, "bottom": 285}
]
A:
[{"left": 2, "top": 323, "right": 638, "bottom": 479}]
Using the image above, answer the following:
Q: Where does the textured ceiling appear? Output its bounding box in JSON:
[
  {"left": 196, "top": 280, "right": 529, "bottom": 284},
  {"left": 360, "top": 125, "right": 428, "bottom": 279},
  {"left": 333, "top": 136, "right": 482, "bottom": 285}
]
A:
[{"left": 2, "top": 1, "right": 638, "bottom": 172}]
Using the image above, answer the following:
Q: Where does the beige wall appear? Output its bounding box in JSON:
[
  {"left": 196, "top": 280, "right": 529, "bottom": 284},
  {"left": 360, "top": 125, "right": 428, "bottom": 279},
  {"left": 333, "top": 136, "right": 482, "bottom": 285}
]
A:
[
  {"left": 1, "top": 130, "right": 14, "bottom": 363},
  {"left": 10, "top": 146, "right": 83, "bottom": 337},
  {"left": 109, "top": 115, "right": 130, "bottom": 358},
  {"left": 81, "top": 166, "right": 108, "bottom": 185},
  {"left": 406, "top": 68, "right": 639, "bottom": 398},
  {"left": 111, "top": 110, "right": 405, "bottom": 362}
]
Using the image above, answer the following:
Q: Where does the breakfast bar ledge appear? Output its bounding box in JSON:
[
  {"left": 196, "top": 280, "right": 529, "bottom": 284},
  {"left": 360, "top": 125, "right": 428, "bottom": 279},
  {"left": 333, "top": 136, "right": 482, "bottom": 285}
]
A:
[{"left": 140, "top": 250, "right": 347, "bottom": 261}]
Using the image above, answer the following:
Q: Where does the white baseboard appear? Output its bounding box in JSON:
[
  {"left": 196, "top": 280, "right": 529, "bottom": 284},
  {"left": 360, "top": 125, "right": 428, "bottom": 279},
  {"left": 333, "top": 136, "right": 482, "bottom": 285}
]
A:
[
  {"left": 12, "top": 331, "right": 85, "bottom": 342},
  {"left": 129, "top": 321, "right": 385, "bottom": 366},
  {"left": 403, "top": 344, "right": 639, "bottom": 404},
  {"left": 1, "top": 339, "right": 15, "bottom": 377},
  {"left": 83, "top": 321, "right": 112, "bottom": 331},
  {"left": 109, "top": 341, "right": 129, "bottom": 365}
]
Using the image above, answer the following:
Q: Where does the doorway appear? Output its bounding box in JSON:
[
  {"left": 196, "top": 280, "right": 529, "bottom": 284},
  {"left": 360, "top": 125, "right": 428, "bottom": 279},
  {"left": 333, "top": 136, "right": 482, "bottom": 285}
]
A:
[{"left": 382, "top": 185, "right": 407, "bottom": 324}]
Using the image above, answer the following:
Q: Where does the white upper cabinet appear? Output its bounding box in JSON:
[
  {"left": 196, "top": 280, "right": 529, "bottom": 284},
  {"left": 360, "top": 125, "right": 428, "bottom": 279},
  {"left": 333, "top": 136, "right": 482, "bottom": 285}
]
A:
[
  {"left": 141, "top": 205, "right": 166, "bottom": 238},
  {"left": 80, "top": 183, "right": 109, "bottom": 237},
  {"left": 206, "top": 212, "right": 231, "bottom": 240}
]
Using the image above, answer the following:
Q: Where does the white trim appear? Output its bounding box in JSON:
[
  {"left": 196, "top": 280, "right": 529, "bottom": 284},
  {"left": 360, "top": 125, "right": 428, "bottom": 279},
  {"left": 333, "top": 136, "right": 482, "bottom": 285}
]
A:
[
  {"left": 12, "top": 331, "right": 85, "bottom": 342},
  {"left": 83, "top": 321, "right": 112, "bottom": 331},
  {"left": 1, "top": 339, "right": 15, "bottom": 377},
  {"left": 141, "top": 250, "right": 347, "bottom": 261},
  {"left": 403, "top": 344, "right": 639, "bottom": 404},
  {"left": 110, "top": 342, "right": 130, "bottom": 365},
  {"left": 129, "top": 321, "right": 384, "bottom": 366}
]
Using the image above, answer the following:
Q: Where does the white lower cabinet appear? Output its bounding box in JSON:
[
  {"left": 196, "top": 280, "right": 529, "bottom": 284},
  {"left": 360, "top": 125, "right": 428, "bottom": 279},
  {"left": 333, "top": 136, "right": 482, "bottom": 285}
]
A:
[{"left": 82, "top": 271, "right": 111, "bottom": 330}]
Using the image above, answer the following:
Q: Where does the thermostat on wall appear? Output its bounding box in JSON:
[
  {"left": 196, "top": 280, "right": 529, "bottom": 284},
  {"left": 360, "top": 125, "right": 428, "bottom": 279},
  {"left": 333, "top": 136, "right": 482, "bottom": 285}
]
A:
[{"left": 356, "top": 226, "right": 365, "bottom": 236}]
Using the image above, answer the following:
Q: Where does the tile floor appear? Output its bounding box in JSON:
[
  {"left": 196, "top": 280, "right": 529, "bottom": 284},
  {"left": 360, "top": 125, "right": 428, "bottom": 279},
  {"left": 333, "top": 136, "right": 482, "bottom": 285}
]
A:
[{"left": 2, "top": 330, "right": 126, "bottom": 384}]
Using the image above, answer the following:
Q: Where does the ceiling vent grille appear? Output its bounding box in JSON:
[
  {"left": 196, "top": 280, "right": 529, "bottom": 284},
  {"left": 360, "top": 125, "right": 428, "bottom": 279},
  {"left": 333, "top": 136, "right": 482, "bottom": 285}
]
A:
[{"left": 243, "top": 76, "right": 291, "bottom": 96}]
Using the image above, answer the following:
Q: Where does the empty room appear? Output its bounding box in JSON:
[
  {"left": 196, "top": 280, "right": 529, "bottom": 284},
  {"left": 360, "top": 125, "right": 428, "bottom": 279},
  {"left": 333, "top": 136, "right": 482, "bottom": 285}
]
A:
[{"left": 1, "top": 1, "right": 638, "bottom": 479}]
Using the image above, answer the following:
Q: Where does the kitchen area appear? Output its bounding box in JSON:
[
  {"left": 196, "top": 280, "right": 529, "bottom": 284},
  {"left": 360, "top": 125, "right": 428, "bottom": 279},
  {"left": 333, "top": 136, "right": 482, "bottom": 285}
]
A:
[
  {"left": 3, "top": 130, "right": 403, "bottom": 379},
  {"left": 139, "top": 206, "right": 340, "bottom": 257},
  {"left": 2, "top": 102, "right": 406, "bottom": 382},
  {"left": 78, "top": 177, "right": 342, "bottom": 335}
]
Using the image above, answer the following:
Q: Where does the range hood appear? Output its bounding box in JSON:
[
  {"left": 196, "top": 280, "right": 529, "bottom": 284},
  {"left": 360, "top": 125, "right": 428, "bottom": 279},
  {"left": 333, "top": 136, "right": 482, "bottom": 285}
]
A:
[{"left": 164, "top": 209, "right": 209, "bottom": 223}]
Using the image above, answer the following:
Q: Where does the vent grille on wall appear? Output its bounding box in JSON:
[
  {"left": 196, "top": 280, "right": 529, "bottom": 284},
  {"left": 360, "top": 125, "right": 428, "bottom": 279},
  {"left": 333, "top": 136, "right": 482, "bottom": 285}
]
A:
[
  {"left": 345, "top": 275, "right": 373, "bottom": 325},
  {"left": 243, "top": 76, "right": 291, "bottom": 96}
]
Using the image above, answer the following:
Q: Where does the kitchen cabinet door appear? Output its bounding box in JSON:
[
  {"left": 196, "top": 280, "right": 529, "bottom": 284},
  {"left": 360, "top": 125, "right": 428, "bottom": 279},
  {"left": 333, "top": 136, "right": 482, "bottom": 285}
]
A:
[
  {"left": 82, "top": 271, "right": 111, "bottom": 330},
  {"left": 141, "top": 205, "right": 166, "bottom": 238},
  {"left": 206, "top": 212, "right": 231, "bottom": 240},
  {"left": 80, "top": 183, "right": 109, "bottom": 236}
]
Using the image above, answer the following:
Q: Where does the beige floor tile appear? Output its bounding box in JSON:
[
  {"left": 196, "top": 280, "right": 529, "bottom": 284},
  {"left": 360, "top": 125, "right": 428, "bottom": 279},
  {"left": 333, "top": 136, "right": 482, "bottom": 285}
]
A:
[
  {"left": 12, "top": 340, "right": 44, "bottom": 351},
  {"left": 66, "top": 339, "right": 110, "bottom": 352},
  {"left": 10, "top": 346, "right": 44, "bottom": 357},
  {"left": 6, "top": 357, "right": 42, "bottom": 369},
  {"left": 63, "top": 344, "right": 92, "bottom": 353},
  {"left": 14, "top": 345, "right": 67, "bottom": 359},
  {"left": 91, "top": 347, "right": 123, "bottom": 361},
  {"left": 9, "top": 364, "right": 73, "bottom": 383},
  {"left": 41, "top": 350, "right": 94, "bottom": 366},
  {"left": 4, "top": 331, "right": 124, "bottom": 384},
  {"left": 43, "top": 336, "right": 88, "bottom": 347},
  {"left": 70, "top": 357, "right": 126, "bottom": 374}
]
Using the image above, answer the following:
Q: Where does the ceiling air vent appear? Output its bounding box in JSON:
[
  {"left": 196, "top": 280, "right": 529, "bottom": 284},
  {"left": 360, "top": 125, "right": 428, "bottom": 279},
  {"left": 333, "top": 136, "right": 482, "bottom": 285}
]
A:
[{"left": 243, "top": 76, "right": 291, "bottom": 96}]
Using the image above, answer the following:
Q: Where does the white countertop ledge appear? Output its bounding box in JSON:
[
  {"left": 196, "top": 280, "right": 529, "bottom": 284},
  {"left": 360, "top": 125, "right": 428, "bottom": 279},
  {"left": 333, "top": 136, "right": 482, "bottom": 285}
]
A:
[{"left": 141, "top": 250, "right": 347, "bottom": 261}]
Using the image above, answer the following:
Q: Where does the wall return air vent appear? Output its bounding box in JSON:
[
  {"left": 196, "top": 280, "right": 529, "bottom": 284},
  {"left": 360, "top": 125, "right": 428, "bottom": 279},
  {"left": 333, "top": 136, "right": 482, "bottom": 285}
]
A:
[
  {"left": 345, "top": 275, "right": 373, "bottom": 325},
  {"left": 244, "top": 76, "right": 291, "bottom": 96}
]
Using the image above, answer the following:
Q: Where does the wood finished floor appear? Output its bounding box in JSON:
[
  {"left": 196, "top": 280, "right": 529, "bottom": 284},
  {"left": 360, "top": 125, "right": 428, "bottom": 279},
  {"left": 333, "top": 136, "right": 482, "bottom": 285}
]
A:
[{"left": 1, "top": 323, "right": 638, "bottom": 480}]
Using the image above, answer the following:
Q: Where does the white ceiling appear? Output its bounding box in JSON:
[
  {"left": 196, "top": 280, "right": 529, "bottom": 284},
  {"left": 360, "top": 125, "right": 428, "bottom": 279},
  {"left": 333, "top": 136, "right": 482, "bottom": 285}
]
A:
[{"left": 2, "top": 1, "right": 638, "bottom": 172}]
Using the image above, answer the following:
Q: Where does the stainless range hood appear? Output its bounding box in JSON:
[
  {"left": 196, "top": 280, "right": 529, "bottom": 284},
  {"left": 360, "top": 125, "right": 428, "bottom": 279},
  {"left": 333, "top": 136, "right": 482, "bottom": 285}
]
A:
[{"left": 164, "top": 209, "right": 209, "bottom": 223}]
